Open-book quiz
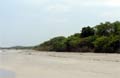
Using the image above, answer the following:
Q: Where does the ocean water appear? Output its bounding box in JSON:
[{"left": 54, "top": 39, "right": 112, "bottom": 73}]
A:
[{"left": 0, "top": 69, "right": 16, "bottom": 78}]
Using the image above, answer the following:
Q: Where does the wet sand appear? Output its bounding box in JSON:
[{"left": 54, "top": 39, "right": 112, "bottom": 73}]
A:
[
  {"left": 0, "top": 69, "right": 15, "bottom": 78},
  {"left": 0, "top": 49, "right": 120, "bottom": 78}
]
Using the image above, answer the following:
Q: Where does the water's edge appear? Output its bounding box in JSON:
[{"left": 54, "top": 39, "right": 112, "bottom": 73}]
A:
[{"left": 0, "top": 69, "right": 16, "bottom": 78}]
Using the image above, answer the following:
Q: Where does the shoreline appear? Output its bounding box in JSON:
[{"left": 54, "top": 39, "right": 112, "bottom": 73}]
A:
[{"left": 0, "top": 49, "right": 120, "bottom": 78}]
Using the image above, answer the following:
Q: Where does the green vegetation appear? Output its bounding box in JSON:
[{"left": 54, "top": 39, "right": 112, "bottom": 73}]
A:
[
  {"left": 34, "top": 21, "right": 120, "bottom": 53},
  {"left": 34, "top": 36, "right": 67, "bottom": 51}
]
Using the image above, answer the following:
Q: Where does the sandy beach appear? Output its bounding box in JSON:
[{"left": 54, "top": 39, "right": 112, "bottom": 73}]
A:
[{"left": 0, "top": 49, "right": 120, "bottom": 78}]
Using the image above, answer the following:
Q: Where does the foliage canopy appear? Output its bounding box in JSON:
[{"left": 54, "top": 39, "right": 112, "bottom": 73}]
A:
[{"left": 34, "top": 21, "right": 120, "bottom": 53}]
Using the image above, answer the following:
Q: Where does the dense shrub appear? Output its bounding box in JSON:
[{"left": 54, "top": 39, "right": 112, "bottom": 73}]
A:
[
  {"left": 93, "top": 36, "right": 110, "bottom": 52},
  {"left": 35, "top": 21, "right": 120, "bottom": 53}
]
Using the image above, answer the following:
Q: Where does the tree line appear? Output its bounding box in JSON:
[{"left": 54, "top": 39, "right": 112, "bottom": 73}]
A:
[{"left": 34, "top": 21, "right": 120, "bottom": 53}]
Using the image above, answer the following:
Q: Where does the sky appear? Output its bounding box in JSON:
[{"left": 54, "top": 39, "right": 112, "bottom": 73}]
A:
[{"left": 0, "top": 0, "right": 120, "bottom": 47}]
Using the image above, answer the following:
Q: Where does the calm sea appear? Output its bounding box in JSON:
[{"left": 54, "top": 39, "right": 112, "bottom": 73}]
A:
[{"left": 0, "top": 69, "right": 16, "bottom": 78}]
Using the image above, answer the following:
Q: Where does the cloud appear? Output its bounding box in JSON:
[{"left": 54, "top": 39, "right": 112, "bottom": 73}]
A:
[
  {"left": 63, "top": 0, "right": 120, "bottom": 7},
  {"left": 46, "top": 4, "right": 70, "bottom": 13},
  {"left": 16, "top": 0, "right": 120, "bottom": 15},
  {"left": 15, "top": 0, "right": 120, "bottom": 8},
  {"left": 101, "top": 11, "right": 120, "bottom": 19},
  {"left": 105, "top": 0, "right": 120, "bottom": 7},
  {"left": 17, "top": 0, "right": 48, "bottom": 5},
  {"left": 47, "top": 18, "right": 68, "bottom": 24}
]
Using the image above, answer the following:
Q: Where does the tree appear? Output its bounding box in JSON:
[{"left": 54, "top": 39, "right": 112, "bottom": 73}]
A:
[
  {"left": 34, "top": 36, "right": 67, "bottom": 51},
  {"left": 107, "top": 35, "right": 120, "bottom": 53},
  {"left": 34, "top": 21, "right": 120, "bottom": 53},
  {"left": 50, "top": 36, "right": 67, "bottom": 51},
  {"left": 66, "top": 35, "right": 81, "bottom": 51},
  {"left": 112, "top": 21, "right": 120, "bottom": 35},
  {"left": 78, "top": 36, "right": 96, "bottom": 52},
  {"left": 81, "top": 26, "right": 95, "bottom": 37},
  {"left": 93, "top": 36, "right": 110, "bottom": 52}
]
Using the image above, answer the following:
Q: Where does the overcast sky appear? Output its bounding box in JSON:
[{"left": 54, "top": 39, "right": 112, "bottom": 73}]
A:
[{"left": 0, "top": 0, "right": 120, "bottom": 47}]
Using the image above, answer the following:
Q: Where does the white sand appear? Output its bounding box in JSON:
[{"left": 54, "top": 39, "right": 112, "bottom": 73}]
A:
[{"left": 0, "top": 49, "right": 120, "bottom": 78}]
